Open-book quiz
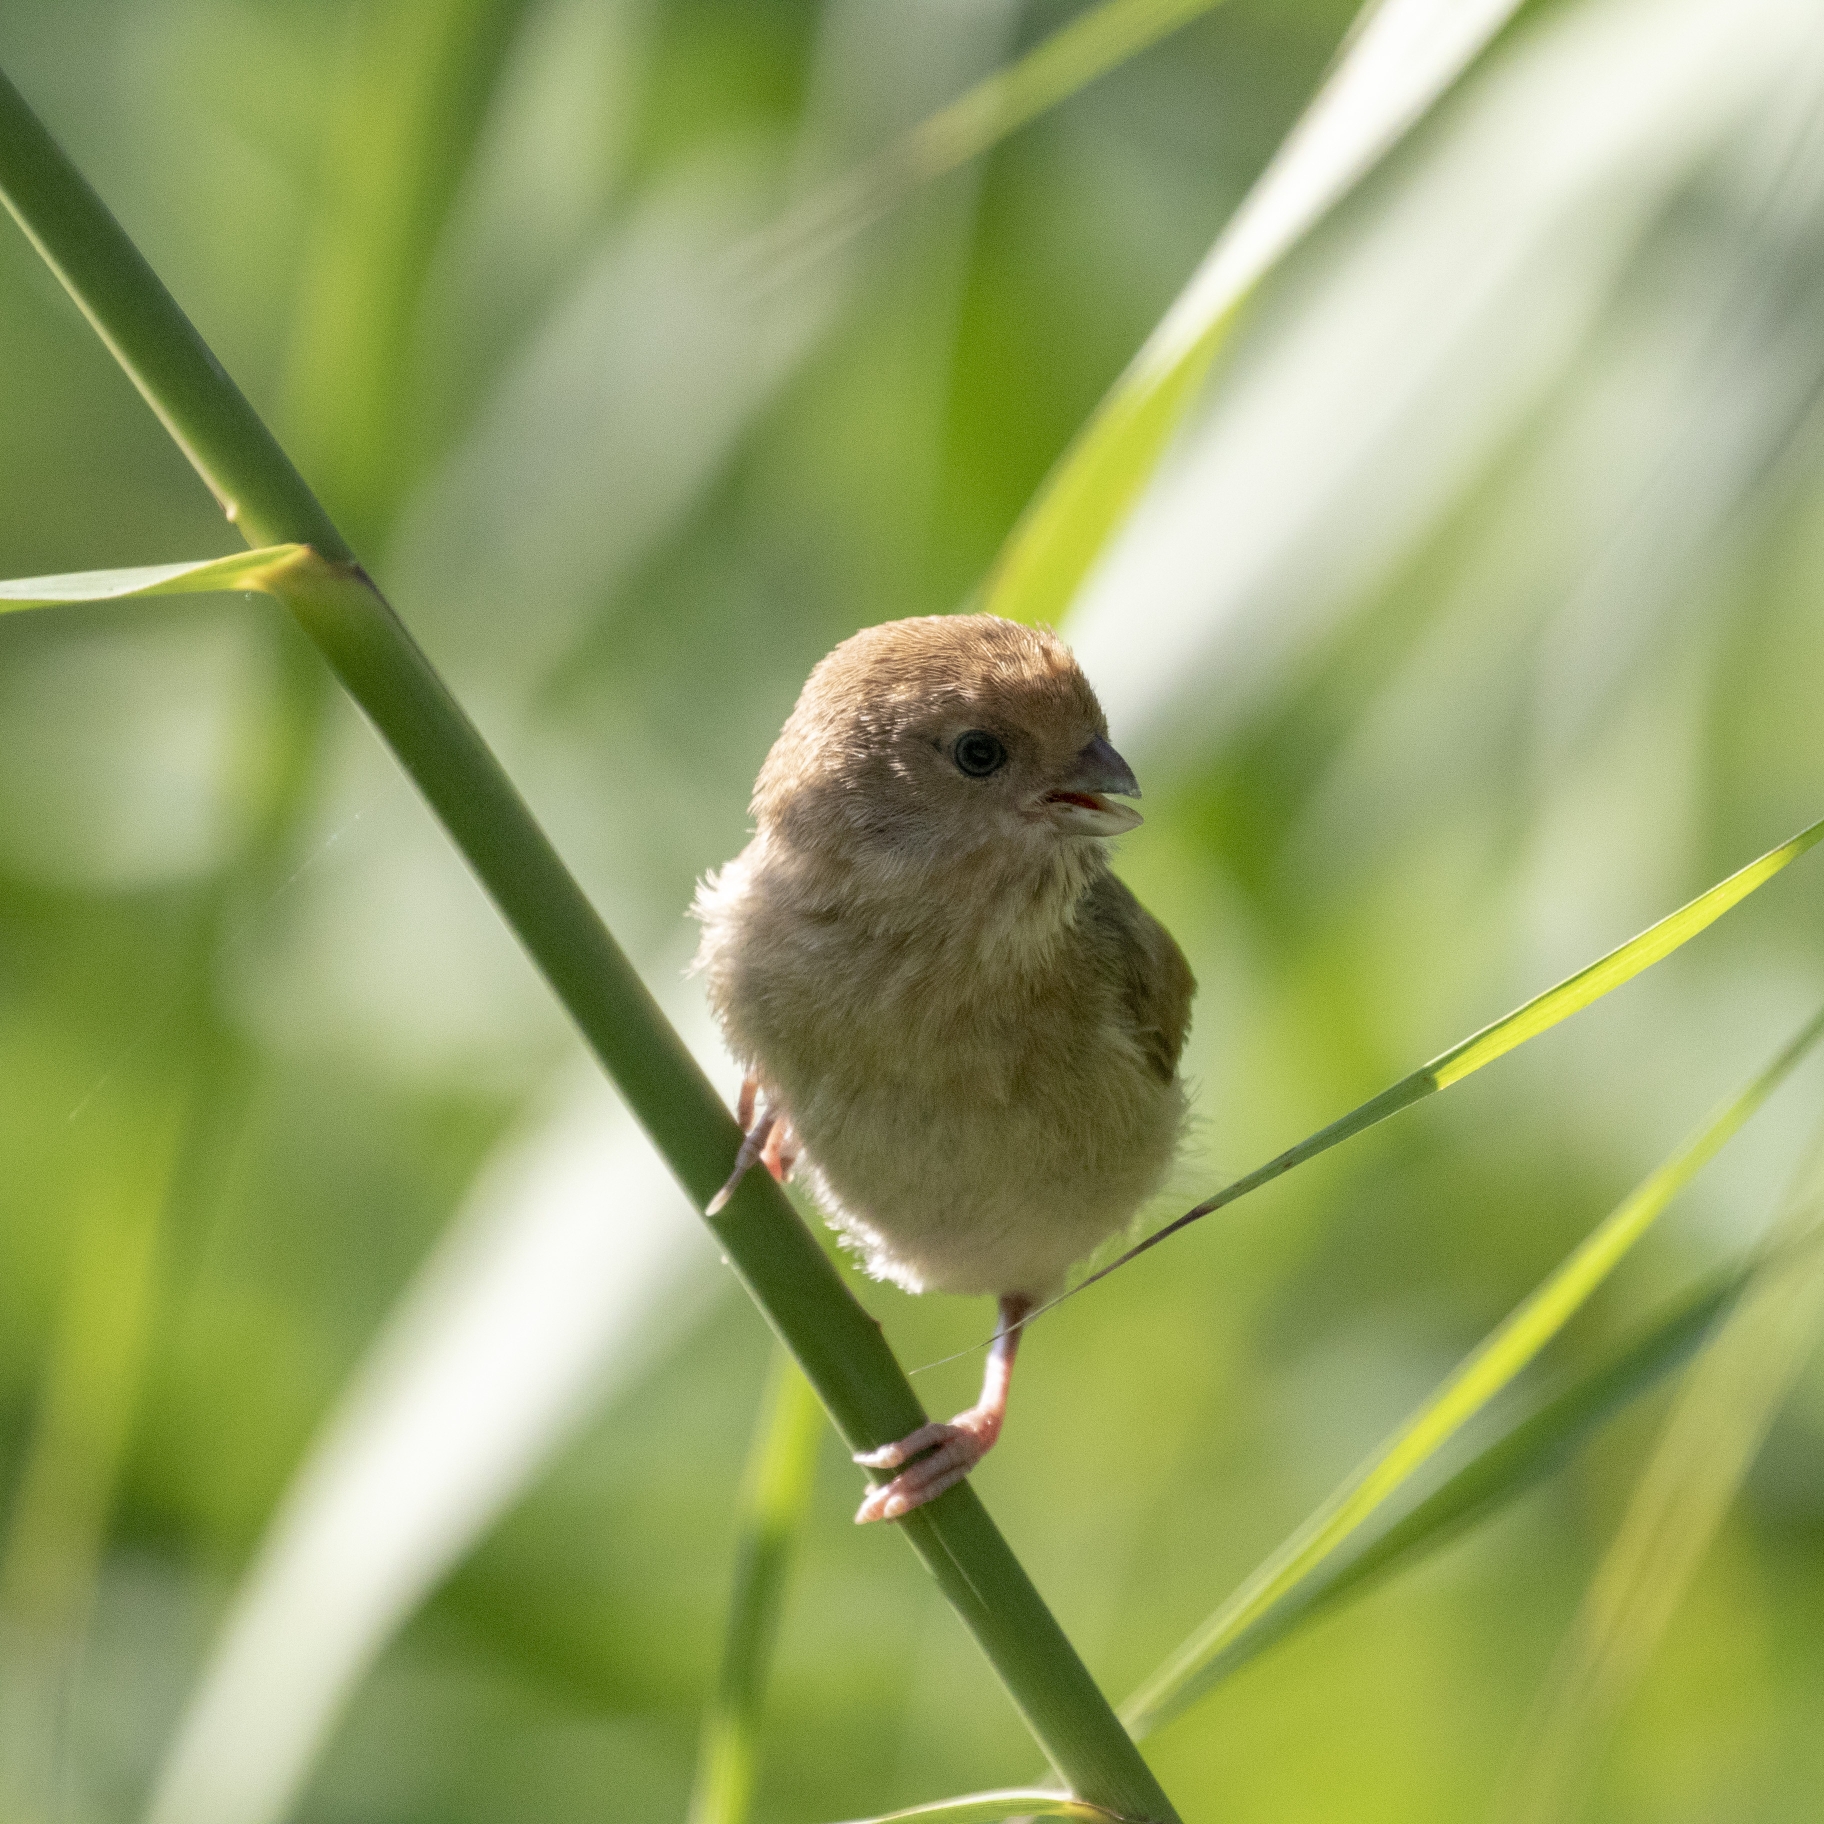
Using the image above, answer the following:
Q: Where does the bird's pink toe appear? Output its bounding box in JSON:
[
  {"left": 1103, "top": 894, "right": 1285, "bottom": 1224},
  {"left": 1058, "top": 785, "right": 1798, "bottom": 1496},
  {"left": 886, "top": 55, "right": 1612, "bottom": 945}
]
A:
[{"left": 854, "top": 1424, "right": 989, "bottom": 1523}]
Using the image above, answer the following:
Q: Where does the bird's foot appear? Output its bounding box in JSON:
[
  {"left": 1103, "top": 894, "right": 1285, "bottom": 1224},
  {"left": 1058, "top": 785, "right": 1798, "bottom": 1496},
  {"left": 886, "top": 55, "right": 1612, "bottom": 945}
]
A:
[{"left": 852, "top": 1406, "right": 1002, "bottom": 1524}]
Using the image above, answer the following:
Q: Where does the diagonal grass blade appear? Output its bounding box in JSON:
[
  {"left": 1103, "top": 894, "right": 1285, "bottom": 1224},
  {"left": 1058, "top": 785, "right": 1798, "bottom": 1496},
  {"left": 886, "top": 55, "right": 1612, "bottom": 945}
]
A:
[
  {"left": 1056, "top": 813, "right": 1824, "bottom": 1307},
  {"left": 1118, "top": 1002, "right": 1824, "bottom": 1740}
]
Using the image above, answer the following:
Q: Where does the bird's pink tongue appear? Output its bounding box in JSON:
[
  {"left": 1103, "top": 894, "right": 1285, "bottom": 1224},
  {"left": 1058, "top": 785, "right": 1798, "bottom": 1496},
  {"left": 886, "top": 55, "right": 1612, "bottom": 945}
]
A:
[{"left": 1047, "top": 790, "right": 1106, "bottom": 813}]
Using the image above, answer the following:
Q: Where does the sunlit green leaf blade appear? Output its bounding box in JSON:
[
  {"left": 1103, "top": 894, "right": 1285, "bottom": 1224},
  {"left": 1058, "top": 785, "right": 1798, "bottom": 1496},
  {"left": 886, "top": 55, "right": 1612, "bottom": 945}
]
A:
[
  {"left": 985, "top": 0, "right": 1527, "bottom": 625},
  {"left": 1119, "top": 1004, "right": 1824, "bottom": 1739},
  {"left": 0, "top": 545, "right": 304, "bottom": 611},
  {"left": 689, "top": 1347, "right": 825, "bottom": 1824},
  {"left": 1165, "top": 1265, "right": 1752, "bottom": 1696},
  {"left": 1428, "top": 833, "right": 1824, "bottom": 1089},
  {"left": 1072, "top": 813, "right": 1824, "bottom": 1294},
  {"left": 825, "top": 1792, "right": 1129, "bottom": 1824}
]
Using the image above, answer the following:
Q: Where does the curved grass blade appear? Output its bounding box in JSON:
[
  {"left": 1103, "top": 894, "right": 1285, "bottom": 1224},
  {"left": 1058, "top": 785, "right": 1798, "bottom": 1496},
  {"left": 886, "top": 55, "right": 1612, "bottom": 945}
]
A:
[
  {"left": 1119, "top": 1002, "right": 1824, "bottom": 1740},
  {"left": 1160, "top": 1263, "right": 1753, "bottom": 1699},
  {"left": 0, "top": 547, "right": 304, "bottom": 612},
  {"left": 1502, "top": 1138, "right": 1824, "bottom": 1824},
  {"left": 1057, "top": 812, "right": 1824, "bottom": 1306},
  {"left": 1063, "top": 0, "right": 1820, "bottom": 771},
  {"left": 742, "top": 0, "right": 1230, "bottom": 284},
  {"left": 826, "top": 1793, "right": 1133, "bottom": 1824},
  {"left": 689, "top": 1347, "right": 825, "bottom": 1824},
  {"left": 986, "top": 0, "right": 1528, "bottom": 626}
]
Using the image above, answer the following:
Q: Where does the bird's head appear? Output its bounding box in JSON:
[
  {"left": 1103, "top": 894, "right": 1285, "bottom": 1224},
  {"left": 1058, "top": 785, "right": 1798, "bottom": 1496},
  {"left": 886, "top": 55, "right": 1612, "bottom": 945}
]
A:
[{"left": 753, "top": 615, "right": 1143, "bottom": 873}]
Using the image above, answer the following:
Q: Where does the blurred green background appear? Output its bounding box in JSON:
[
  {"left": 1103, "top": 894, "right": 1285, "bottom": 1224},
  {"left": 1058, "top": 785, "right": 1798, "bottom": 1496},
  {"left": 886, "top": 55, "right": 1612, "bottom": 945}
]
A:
[{"left": 4, "top": 0, "right": 1824, "bottom": 1820}]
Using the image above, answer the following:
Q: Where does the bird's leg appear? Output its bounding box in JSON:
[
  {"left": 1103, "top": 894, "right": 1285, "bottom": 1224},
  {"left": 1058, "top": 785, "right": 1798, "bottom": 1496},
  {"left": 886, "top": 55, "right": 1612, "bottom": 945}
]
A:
[
  {"left": 852, "top": 1294, "right": 1034, "bottom": 1524},
  {"left": 707, "top": 1077, "right": 798, "bottom": 1215}
]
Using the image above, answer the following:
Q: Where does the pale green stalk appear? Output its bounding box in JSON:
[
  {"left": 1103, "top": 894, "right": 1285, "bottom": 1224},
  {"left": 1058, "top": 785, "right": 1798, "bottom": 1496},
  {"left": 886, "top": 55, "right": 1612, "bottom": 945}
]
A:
[
  {"left": 0, "top": 1091, "right": 185, "bottom": 1820},
  {"left": 688, "top": 1349, "right": 824, "bottom": 1824}
]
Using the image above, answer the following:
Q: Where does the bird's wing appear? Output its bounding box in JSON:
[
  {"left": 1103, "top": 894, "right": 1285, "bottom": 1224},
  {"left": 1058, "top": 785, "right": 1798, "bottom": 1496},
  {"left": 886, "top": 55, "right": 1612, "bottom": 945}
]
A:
[{"left": 1084, "top": 872, "right": 1195, "bottom": 1083}]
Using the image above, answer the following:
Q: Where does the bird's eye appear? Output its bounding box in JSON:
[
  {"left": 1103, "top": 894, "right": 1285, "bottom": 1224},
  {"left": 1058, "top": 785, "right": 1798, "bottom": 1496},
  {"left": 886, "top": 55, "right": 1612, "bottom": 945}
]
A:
[{"left": 952, "top": 730, "right": 1007, "bottom": 777}]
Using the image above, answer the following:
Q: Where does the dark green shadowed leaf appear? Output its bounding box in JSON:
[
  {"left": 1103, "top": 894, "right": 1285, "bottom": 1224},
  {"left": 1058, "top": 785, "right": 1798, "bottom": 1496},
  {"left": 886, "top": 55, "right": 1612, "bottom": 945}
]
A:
[
  {"left": 1503, "top": 1140, "right": 1824, "bottom": 1824},
  {"left": 1145, "top": 1265, "right": 1754, "bottom": 1700}
]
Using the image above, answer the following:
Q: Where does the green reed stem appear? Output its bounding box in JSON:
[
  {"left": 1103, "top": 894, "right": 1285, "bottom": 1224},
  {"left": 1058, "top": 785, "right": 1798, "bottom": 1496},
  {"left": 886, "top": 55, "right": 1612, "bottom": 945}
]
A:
[
  {"left": 688, "top": 1348, "right": 824, "bottom": 1824},
  {"left": 0, "top": 62, "right": 1177, "bottom": 1823}
]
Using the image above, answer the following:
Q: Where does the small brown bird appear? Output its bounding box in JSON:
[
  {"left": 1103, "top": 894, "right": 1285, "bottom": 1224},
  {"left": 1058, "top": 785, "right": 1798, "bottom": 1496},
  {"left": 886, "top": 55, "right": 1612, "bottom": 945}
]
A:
[{"left": 693, "top": 615, "right": 1194, "bottom": 1522}]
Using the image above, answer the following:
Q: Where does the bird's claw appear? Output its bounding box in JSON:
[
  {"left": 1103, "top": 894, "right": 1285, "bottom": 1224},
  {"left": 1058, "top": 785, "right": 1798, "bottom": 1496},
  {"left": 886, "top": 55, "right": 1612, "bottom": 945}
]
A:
[
  {"left": 853, "top": 1414, "right": 997, "bottom": 1523},
  {"left": 707, "top": 1082, "right": 798, "bottom": 1215},
  {"left": 853, "top": 1421, "right": 955, "bottom": 1471},
  {"left": 706, "top": 1108, "right": 775, "bottom": 1215}
]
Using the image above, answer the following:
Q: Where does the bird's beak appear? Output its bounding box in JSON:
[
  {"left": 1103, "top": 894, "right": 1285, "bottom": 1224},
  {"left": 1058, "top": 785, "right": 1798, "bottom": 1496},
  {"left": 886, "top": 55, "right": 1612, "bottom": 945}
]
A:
[{"left": 1042, "top": 735, "right": 1144, "bottom": 837}]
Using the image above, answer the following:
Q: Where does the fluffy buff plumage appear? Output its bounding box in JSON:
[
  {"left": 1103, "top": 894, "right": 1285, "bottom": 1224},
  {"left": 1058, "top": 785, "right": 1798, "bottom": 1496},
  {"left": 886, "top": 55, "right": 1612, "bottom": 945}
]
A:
[{"left": 692, "top": 614, "right": 1195, "bottom": 1304}]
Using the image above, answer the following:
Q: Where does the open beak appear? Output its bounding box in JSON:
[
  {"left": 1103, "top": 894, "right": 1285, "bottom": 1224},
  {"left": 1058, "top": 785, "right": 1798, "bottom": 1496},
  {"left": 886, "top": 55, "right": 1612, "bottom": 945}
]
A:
[{"left": 1042, "top": 734, "right": 1144, "bottom": 837}]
